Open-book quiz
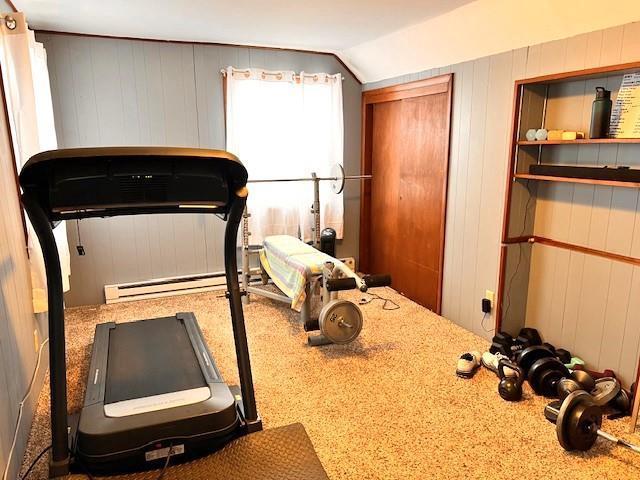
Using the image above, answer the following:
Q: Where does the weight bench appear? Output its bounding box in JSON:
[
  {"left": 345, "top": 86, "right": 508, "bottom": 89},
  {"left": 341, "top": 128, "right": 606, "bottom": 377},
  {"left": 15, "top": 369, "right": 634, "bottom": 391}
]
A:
[{"left": 241, "top": 234, "right": 390, "bottom": 345}]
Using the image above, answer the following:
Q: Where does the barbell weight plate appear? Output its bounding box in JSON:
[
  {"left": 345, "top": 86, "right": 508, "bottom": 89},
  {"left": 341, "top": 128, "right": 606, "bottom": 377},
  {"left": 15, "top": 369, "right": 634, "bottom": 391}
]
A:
[
  {"left": 318, "top": 299, "right": 363, "bottom": 344},
  {"left": 556, "top": 391, "right": 592, "bottom": 451},
  {"left": 517, "top": 346, "right": 554, "bottom": 379},
  {"left": 591, "top": 377, "right": 621, "bottom": 406},
  {"left": 565, "top": 401, "right": 602, "bottom": 451},
  {"left": 330, "top": 164, "right": 345, "bottom": 194}
]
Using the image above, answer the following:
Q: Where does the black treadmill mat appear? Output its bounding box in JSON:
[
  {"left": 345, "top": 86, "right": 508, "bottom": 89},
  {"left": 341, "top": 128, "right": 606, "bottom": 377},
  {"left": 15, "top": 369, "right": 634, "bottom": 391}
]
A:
[
  {"left": 78, "top": 423, "right": 329, "bottom": 480},
  {"left": 105, "top": 316, "right": 207, "bottom": 404}
]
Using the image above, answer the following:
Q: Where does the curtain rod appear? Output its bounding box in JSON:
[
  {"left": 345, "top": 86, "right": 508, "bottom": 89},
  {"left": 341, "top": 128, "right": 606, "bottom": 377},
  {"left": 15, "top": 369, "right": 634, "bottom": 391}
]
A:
[{"left": 220, "top": 68, "right": 344, "bottom": 81}]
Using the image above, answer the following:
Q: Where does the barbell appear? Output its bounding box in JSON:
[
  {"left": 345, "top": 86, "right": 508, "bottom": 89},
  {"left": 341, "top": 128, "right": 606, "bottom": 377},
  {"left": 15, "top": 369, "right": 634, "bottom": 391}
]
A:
[{"left": 246, "top": 164, "right": 372, "bottom": 194}]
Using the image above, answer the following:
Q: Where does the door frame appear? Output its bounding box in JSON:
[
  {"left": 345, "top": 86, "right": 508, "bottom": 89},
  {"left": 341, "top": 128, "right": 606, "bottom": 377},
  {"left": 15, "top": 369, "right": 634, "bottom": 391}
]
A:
[{"left": 359, "top": 74, "right": 453, "bottom": 314}]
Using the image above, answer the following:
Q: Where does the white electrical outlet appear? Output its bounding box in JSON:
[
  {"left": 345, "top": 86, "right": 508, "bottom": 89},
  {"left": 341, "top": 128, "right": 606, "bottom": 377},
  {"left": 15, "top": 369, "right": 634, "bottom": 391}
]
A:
[{"left": 485, "top": 290, "right": 495, "bottom": 307}]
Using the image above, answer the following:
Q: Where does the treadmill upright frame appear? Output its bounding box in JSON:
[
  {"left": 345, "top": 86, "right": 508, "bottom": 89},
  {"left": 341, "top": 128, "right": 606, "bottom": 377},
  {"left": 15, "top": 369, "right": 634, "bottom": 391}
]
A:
[{"left": 19, "top": 147, "right": 261, "bottom": 478}]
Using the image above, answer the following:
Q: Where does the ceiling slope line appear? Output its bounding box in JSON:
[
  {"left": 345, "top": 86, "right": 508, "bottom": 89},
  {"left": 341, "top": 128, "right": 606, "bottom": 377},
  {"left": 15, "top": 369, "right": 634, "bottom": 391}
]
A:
[{"left": 34, "top": 29, "right": 363, "bottom": 84}]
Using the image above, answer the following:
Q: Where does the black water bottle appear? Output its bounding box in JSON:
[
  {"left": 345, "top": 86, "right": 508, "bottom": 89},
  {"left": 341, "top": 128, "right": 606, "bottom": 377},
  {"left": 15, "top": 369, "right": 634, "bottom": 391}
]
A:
[{"left": 589, "top": 87, "right": 612, "bottom": 139}]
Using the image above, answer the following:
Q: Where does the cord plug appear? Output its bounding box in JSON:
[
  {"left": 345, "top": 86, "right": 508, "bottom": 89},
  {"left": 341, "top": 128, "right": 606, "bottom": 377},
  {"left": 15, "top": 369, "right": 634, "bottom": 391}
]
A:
[{"left": 481, "top": 298, "right": 492, "bottom": 313}]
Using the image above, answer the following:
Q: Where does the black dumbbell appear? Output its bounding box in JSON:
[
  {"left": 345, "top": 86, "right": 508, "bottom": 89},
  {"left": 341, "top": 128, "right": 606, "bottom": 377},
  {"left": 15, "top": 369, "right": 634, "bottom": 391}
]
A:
[
  {"left": 517, "top": 345, "right": 555, "bottom": 379},
  {"left": 544, "top": 391, "right": 640, "bottom": 454},
  {"left": 489, "top": 331, "right": 514, "bottom": 357},
  {"left": 528, "top": 357, "right": 571, "bottom": 397},
  {"left": 555, "top": 348, "right": 572, "bottom": 364},
  {"left": 511, "top": 328, "right": 542, "bottom": 357},
  {"left": 519, "top": 347, "right": 594, "bottom": 398},
  {"left": 492, "top": 328, "right": 543, "bottom": 360}
]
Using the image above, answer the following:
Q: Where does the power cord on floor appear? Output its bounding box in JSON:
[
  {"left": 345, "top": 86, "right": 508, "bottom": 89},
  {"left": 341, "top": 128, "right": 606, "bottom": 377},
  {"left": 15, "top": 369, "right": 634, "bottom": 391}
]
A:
[
  {"left": 156, "top": 443, "right": 174, "bottom": 480},
  {"left": 2, "top": 337, "right": 49, "bottom": 480},
  {"left": 18, "top": 445, "right": 51, "bottom": 480},
  {"left": 75, "top": 458, "right": 97, "bottom": 480},
  {"left": 359, "top": 291, "right": 400, "bottom": 310},
  {"left": 19, "top": 438, "right": 174, "bottom": 480}
]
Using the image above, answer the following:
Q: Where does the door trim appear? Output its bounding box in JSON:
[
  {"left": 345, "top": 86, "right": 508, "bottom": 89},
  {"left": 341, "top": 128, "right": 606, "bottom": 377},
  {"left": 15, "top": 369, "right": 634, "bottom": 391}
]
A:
[{"left": 360, "top": 74, "right": 453, "bottom": 314}]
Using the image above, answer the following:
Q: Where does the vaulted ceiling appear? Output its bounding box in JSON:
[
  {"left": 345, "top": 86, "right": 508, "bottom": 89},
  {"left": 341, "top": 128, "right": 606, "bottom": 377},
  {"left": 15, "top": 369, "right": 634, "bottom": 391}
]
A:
[
  {"left": 16, "top": 0, "right": 472, "bottom": 51},
  {"left": 13, "top": 0, "right": 640, "bottom": 83}
]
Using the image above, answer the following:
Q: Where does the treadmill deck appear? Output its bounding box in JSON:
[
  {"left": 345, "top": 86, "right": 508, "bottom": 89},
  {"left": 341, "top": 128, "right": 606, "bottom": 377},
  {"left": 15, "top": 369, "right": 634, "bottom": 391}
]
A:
[{"left": 76, "top": 313, "right": 240, "bottom": 471}]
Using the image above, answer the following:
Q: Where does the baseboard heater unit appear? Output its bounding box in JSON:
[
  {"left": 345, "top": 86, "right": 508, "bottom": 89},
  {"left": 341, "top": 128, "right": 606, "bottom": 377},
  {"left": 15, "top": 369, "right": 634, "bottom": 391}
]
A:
[
  {"left": 529, "top": 164, "right": 640, "bottom": 182},
  {"left": 105, "top": 257, "right": 357, "bottom": 304},
  {"left": 104, "top": 271, "right": 231, "bottom": 304}
]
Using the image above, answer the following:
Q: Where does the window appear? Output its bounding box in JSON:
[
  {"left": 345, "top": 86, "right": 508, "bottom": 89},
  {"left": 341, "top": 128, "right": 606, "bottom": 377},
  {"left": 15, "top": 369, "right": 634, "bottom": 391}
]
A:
[{"left": 225, "top": 67, "right": 344, "bottom": 244}]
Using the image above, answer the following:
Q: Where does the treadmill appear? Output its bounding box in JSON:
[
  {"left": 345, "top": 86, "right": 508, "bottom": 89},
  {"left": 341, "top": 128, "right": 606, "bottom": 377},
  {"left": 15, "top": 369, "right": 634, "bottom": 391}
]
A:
[{"left": 20, "top": 147, "right": 263, "bottom": 477}]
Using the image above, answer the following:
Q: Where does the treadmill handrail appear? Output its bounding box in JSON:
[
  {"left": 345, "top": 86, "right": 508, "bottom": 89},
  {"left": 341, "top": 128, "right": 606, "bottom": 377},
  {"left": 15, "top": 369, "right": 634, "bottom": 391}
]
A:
[{"left": 21, "top": 191, "right": 69, "bottom": 474}]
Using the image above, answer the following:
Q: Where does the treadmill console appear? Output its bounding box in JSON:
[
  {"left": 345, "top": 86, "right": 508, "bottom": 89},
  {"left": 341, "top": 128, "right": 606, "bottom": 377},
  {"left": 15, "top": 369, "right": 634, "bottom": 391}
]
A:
[{"left": 19, "top": 147, "right": 248, "bottom": 220}]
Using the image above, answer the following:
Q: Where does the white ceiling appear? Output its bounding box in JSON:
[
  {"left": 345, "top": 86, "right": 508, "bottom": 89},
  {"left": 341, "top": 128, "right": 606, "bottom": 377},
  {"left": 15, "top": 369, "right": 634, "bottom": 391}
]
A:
[{"left": 15, "top": 0, "right": 473, "bottom": 51}]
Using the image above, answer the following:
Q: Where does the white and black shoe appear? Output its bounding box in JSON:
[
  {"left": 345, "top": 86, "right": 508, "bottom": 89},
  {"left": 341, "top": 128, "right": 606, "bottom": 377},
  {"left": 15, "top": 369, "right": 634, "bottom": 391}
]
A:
[
  {"left": 481, "top": 351, "right": 517, "bottom": 377},
  {"left": 456, "top": 351, "right": 481, "bottom": 378}
]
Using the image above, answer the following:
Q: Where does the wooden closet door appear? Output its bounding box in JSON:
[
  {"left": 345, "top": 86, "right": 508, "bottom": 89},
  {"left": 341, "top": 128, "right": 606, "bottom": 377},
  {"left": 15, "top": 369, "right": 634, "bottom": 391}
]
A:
[
  {"left": 369, "top": 101, "right": 403, "bottom": 279},
  {"left": 361, "top": 76, "right": 452, "bottom": 313}
]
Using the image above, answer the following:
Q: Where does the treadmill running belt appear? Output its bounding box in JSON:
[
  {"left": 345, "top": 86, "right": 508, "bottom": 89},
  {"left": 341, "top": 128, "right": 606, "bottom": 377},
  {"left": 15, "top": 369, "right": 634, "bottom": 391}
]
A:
[{"left": 105, "top": 317, "right": 207, "bottom": 404}]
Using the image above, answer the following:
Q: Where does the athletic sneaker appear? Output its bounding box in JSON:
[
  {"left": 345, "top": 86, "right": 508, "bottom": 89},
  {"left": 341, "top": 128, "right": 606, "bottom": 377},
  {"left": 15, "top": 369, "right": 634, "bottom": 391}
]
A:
[
  {"left": 481, "top": 351, "right": 517, "bottom": 377},
  {"left": 456, "top": 351, "right": 481, "bottom": 378}
]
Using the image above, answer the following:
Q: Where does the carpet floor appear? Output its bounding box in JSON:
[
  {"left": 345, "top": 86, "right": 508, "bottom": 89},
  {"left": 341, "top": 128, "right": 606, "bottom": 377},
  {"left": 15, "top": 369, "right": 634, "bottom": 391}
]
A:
[{"left": 20, "top": 288, "right": 640, "bottom": 479}]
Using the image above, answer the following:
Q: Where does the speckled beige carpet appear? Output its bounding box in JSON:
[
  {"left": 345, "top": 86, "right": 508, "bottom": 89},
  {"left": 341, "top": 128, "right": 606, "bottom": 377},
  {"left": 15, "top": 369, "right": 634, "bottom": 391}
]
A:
[{"left": 20, "top": 288, "right": 640, "bottom": 479}]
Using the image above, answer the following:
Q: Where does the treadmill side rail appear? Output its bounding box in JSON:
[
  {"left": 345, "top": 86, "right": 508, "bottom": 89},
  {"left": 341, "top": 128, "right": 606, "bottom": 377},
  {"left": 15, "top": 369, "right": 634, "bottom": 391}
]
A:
[{"left": 84, "top": 322, "right": 114, "bottom": 407}]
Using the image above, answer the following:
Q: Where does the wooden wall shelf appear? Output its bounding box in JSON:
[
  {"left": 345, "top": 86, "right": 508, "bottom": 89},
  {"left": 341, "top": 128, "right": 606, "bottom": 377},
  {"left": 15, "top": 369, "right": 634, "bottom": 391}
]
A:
[
  {"left": 514, "top": 173, "right": 640, "bottom": 189},
  {"left": 503, "top": 235, "right": 640, "bottom": 267},
  {"left": 498, "top": 59, "right": 640, "bottom": 434},
  {"left": 518, "top": 138, "right": 640, "bottom": 145},
  {"left": 516, "top": 60, "right": 640, "bottom": 85}
]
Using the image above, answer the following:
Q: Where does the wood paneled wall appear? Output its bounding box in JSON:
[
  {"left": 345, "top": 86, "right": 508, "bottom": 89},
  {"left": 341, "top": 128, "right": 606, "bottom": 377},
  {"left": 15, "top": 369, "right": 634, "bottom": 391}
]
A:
[
  {"left": 36, "top": 33, "right": 362, "bottom": 306},
  {"left": 365, "top": 22, "right": 640, "bottom": 386},
  {"left": 0, "top": 74, "right": 45, "bottom": 480}
]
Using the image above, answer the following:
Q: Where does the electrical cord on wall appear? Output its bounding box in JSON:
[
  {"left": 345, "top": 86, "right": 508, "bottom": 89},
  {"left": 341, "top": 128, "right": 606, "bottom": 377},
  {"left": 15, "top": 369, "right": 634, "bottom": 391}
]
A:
[
  {"left": 480, "top": 312, "right": 494, "bottom": 333},
  {"left": 2, "top": 337, "right": 49, "bottom": 480},
  {"left": 503, "top": 181, "right": 534, "bottom": 324}
]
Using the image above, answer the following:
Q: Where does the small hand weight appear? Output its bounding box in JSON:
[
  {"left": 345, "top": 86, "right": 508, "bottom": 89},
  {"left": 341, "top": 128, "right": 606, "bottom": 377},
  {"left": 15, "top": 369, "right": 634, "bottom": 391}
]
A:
[{"left": 498, "top": 359, "right": 524, "bottom": 402}]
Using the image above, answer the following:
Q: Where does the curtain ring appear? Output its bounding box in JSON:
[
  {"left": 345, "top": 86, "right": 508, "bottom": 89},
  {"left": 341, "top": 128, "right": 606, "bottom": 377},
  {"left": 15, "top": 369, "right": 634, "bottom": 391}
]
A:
[
  {"left": 277, "top": 73, "right": 283, "bottom": 80},
  {"left": 244, "top": 71, "right": 250, "bottom": 78},
  {"left": 4, "top": 16, "right": 16, "bottom": 30},
  {"left": 313, "top": 74, "right": 318, "bottom": 82},
  {"left": 261, "top": 72, "right": 266, "bottom": 79}
]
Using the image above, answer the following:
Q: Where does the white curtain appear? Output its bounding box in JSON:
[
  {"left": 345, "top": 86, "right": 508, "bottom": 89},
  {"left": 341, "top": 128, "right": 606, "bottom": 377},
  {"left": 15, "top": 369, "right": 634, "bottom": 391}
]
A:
[
  {"left": 0, "top": 13, "right": 70, "bottom": 312},
  {"left": 225, "top": 67, "right": 344, "bottom": 244}
]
